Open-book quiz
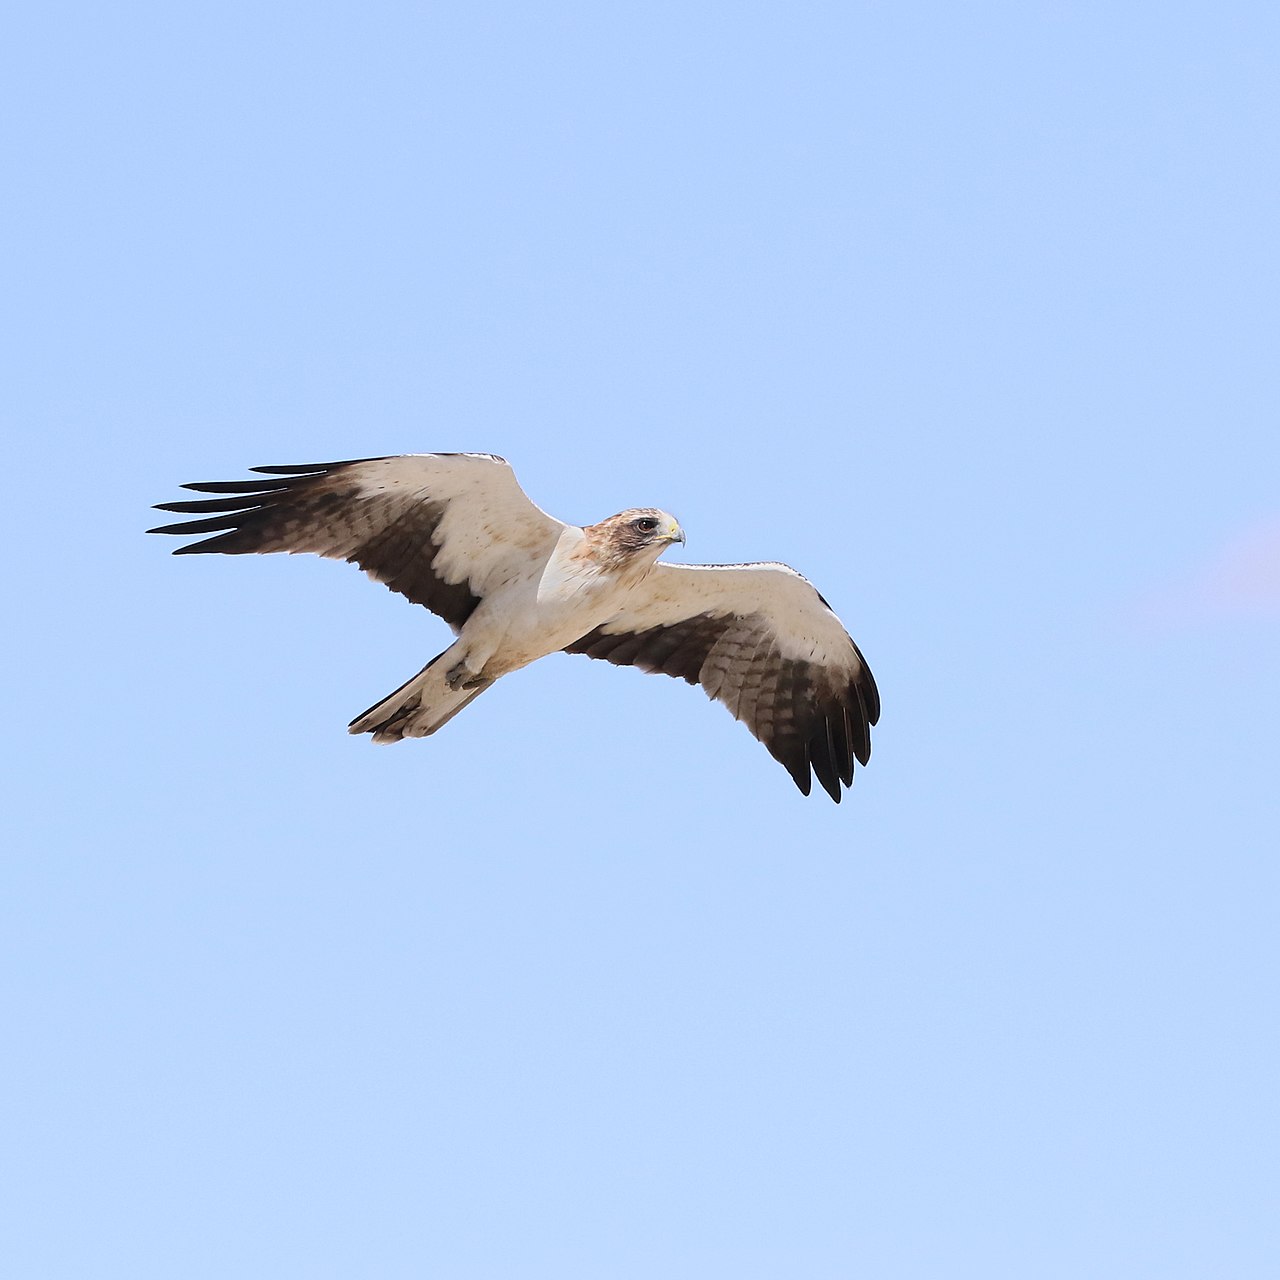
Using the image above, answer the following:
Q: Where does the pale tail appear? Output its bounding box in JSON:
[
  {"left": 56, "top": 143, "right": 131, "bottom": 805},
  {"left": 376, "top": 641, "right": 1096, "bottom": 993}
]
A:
[{"left": 348, "top": 649, "right": 494, "bottom": 743}]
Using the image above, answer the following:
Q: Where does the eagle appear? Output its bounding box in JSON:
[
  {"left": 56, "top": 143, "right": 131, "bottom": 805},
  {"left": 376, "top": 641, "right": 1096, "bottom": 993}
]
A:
[{"left": 150, "top": 453, "right": 879, "bottom": 801}]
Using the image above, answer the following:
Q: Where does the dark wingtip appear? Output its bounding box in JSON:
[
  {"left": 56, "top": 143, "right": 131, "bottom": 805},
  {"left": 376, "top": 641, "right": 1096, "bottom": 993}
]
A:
[
  {"left": 809, "top": 723, "right": 842, "bottom": 802},
  {"left": 154, "top": 495, "right": 267, "bottom": 515},
  {"left": 846, "top": 684, "right": 872, "bottom": 768},
  {"left": 180, "top": 478, "right": 293, "bottom": 494},
  {"left": 165, "top": 531, "right": 251, "bottom": 554},
  {"left": 836, "top": 708, "right": 855, "bottom": 787},
  {"left": 249, "top": 463, "right": 333, "bottom": 475},
  {"left": 146, "top": 513, "right": 245, "bottom": 535},
  {"left": 783, "top": 744, "right": 813, "bottom": 797},
  {"left": 862, "top": 668, "right": 881, "bottom": 727},
  {"left": 815, "top": 770, "right": 842, "bottom": 802}
]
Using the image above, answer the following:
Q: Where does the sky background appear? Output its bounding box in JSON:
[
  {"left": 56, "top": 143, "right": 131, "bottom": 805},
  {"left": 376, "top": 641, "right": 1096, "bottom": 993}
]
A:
[{"left": 3, "top": 3, "right": 1278, "bottom": 1276}]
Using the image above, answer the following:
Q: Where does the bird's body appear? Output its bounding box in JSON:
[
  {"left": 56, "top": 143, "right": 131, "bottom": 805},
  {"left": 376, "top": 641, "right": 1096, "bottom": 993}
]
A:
[
  {"left": 451, "top": 520, "right": 675, "bottom": 680},
  {"left": 151, "top": 452, "right": 879, "bottom": 800},
  {"left": 351, "top": 514, "right": 686, "bottom": 740}
]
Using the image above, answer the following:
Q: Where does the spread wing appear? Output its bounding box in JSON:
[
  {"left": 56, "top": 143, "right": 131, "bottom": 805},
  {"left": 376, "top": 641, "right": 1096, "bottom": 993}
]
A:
[
  {"left": 564, "top": 562, "right": 879, "bottom": 802},
  {"left": 149, "top": 453, "right": 565, "bottom": 631}
]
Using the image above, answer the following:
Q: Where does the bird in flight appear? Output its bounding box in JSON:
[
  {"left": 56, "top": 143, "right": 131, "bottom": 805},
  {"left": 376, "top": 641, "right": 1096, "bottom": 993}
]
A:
[{"left": 150, "top": 453, "right": 879, "bottom": 801}]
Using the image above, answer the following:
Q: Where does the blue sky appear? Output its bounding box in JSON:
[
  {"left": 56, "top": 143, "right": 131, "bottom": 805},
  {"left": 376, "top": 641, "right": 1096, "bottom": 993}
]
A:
[{"left": 4, "top": 3, "right": 1278, "bottom": 1276}]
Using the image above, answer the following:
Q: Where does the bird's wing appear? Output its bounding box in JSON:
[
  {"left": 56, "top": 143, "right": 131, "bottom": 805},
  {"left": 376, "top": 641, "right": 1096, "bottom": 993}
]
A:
[
  {"left": 149, "top": 453, "right": 566, "bottom": 631},
  {"left": 564, "top": 562, "right": 879, "bottom": 801}
]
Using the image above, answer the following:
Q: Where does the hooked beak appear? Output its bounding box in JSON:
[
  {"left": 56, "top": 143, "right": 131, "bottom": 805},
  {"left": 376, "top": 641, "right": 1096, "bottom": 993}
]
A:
[{"left": 666, "top": 520, "right": 686, "bottom": 545}]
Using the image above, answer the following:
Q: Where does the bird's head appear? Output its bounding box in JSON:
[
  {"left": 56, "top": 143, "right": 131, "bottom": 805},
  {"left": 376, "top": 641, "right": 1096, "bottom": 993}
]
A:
[{"left": 583, "top": 508, "right": 685, "bottom": 570}]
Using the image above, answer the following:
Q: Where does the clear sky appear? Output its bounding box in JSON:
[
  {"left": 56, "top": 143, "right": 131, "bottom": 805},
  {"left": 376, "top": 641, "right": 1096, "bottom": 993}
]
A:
[{"left": 4, "top": 3, "right": 1278, "bottom": 1277}]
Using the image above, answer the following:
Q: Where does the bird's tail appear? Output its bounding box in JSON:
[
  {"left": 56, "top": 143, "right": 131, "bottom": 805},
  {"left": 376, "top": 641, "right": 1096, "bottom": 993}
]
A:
[{"left": 348, "top": 648, "right": 494, "bottom": 743}]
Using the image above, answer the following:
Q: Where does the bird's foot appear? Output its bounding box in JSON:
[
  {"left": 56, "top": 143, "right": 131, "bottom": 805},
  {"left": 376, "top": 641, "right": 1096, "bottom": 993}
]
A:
[{"left": 445, "top": 661, "right": 486, "bottom": 691}]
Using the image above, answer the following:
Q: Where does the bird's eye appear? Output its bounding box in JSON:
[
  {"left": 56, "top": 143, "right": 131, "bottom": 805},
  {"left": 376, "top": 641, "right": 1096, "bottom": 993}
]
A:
[{"left": 634, "top": 518, "right": 659, "bottom": 533}]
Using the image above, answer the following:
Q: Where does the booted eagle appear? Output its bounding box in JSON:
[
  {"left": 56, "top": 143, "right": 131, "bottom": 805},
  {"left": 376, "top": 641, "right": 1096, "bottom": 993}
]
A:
[{"left": 150, "top": 453, "right": 879, "bottom": 801}]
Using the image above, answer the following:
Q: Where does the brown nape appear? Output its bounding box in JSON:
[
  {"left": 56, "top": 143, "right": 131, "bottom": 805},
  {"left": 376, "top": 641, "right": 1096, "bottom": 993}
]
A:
[{"left": 578, "top": 509, "right": 669, "bottom": 570}]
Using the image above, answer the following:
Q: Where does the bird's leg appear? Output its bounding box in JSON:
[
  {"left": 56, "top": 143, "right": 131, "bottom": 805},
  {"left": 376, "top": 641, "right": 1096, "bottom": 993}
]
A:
[{"left": 445, "top": 660, "right": 487, "bottom": 691}]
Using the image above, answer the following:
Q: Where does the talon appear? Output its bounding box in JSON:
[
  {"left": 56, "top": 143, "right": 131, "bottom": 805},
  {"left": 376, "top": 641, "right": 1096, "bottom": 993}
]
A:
[{"left": 446, "top": 661, "right": 483, "bottom": 691}]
